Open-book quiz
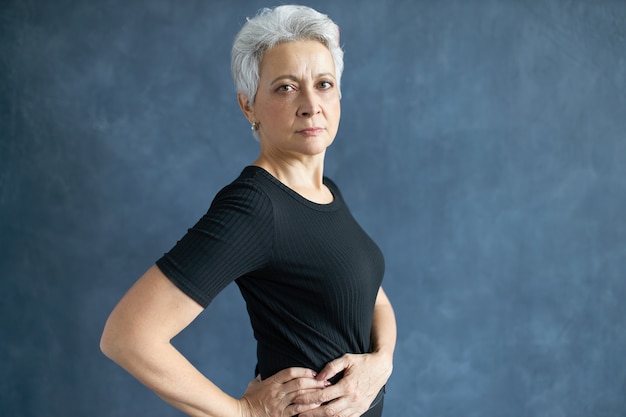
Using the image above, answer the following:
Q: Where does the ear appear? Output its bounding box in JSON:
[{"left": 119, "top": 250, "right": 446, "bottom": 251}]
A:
[{"left": 237, "top": 93, "right": 256, "bottom": 124}]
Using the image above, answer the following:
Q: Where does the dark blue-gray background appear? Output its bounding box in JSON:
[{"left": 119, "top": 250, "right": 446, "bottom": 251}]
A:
[{"left": 2, "top": 0, "right": 625, "bottom": 416}]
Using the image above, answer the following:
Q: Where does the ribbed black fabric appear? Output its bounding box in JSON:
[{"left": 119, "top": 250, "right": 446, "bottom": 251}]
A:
[{"left": 156, "top": 166, "right": 385, "bottom": 379}]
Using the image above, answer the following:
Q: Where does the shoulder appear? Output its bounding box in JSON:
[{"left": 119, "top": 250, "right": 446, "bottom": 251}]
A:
[
  {"left": 213, "top": 167, "right": 273, "bottom": 208},
  {"left": 201, "top": 168, "right": 277, "bottom": 230}
]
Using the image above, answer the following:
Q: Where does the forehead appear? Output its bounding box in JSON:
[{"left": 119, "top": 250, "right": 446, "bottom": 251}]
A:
[{"left": 259, "top": 40, "right": 335, "bottom": 78}]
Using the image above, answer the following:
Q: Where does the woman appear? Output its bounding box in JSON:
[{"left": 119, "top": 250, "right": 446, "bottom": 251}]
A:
[{"left": 100, "top": 5, "right": 396, "bottom": 417}]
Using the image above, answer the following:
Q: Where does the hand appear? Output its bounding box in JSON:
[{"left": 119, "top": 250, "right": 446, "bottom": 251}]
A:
[
  {"left": 295, "top": 352, "right": 393, "bottom": 417},
  {"left": 239, "top": 367, "right": 328, "bottom": 417}
]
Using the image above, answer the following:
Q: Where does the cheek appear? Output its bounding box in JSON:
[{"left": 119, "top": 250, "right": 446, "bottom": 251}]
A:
[
  {"left": 260, "top": 101, "right": 291, "bottom": 123},
  {"left": 329, "top": 101, "right": 341, "bottom": 124}
]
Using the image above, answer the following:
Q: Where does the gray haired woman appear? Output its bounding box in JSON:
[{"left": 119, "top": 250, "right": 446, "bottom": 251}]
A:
[{"left": 101, "top": 5, "right": 396, "bottom": 417}]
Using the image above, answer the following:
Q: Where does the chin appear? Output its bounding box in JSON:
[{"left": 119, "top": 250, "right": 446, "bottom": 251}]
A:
[{"left": 302, "top": 138, "right": 333, "bottom": 155}]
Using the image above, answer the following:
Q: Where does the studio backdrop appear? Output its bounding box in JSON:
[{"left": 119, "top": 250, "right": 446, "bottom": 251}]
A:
[{"left": 2, "top": 0, "right": 625, "bottom": 416}]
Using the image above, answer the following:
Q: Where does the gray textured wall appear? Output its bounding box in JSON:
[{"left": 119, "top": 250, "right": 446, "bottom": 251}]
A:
[{"left": 2, "top": 0, "right": 626, "bottom": 416}]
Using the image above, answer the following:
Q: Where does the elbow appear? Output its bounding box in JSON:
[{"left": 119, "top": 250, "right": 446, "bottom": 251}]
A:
[
  {"left": 99, "top": 317, "right": 130, "bottom": 363},
  {"left": 100, "top": 315, "right": 157, "bottom": 368},
  {"left": 99, "top": 320, "right": 118, "bottom": 360}
]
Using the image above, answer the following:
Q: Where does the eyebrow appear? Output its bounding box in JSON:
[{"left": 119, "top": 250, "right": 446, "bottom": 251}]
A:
[{"left": 270, "top": 72, "right": 336, "bottom": 85}]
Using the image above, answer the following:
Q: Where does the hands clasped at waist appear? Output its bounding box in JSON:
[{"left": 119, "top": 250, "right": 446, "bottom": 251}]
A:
[{"left": 239, "top": 351, "right": 392, "bottom": 417}]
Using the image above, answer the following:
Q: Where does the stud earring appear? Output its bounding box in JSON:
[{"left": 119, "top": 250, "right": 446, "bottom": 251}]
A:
[{"left": 251, "top": 122, "right": 259, "bottom": 131}]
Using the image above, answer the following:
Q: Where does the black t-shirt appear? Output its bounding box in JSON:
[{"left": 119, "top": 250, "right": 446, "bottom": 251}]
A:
[{"left": 156, "top": 166, "right": 385, "bottom": 378}]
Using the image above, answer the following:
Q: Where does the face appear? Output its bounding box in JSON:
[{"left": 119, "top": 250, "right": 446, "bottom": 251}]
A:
[{"left": 239, "top": 40, "right": 341, "bottom": 158}]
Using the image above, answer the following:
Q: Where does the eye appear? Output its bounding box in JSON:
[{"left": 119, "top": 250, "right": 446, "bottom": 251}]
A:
[
  {"left": 276, "top": 84, "right": 295, "bottom": 92},
  {"left": 318, "top": 80, "right": 334, "bottom": 89}
]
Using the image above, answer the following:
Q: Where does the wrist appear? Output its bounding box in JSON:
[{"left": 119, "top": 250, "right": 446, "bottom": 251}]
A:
[
  {"left": 371, "top": 345, "right": 394, "bottom": 360},
  {"left": 370, "top": 349, "right": 394, "bottom": 375},
  {"left": 236, "top": 397, "right": 254, "bottom": 417}
]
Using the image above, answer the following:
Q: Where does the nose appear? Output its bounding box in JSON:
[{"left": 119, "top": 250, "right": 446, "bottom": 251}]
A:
[{"left": 297, "top": 87, "right": 321, "bottom": 117}]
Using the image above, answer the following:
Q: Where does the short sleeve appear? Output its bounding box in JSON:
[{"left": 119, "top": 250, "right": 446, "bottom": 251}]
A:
[{"left": 156, "top": 180, "right": 274, "bottom": 307}]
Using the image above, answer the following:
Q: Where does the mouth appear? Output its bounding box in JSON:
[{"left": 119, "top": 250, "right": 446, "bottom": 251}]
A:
[{"left": 297, "top": 127, "right": 324, "bottom": 136}]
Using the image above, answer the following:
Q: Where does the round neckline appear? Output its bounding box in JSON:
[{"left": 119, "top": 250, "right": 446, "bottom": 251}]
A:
[{"left": 245, "top": 165, "right": 341, "bottom": 212}]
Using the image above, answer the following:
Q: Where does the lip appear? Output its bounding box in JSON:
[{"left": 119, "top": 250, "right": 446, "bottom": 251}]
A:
[{"left": 297, "top": 127, "right": 324, "bottom": 136}]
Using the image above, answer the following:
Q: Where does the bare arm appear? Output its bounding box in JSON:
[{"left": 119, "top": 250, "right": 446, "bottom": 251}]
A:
[
  {"left": 100, "top": 265, "right": 325, "bottom": 417},
  {"left": 368, "top": 286, "right": 397, "bottom": 372},
  {"left": 297, "top": 287, "right": 397, "bottom": 417}
]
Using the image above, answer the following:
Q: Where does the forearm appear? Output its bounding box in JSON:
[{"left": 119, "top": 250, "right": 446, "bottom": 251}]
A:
[
  {"left": 102, "top": 337, "right": 242, "bottom": 417},
  {"left": 370, "top": 288, "right": 397, "bottom": 372},
  {"left": 100, "top": 267, "right": 244, "bottom": 417}
]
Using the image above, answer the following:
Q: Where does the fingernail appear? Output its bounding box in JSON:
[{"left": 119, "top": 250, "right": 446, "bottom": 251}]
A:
[{"left": 324, "top": 381, "right": 332, "bottom": 387}]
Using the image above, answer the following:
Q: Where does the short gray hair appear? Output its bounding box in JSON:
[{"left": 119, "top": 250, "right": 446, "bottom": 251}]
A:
[{"left": 231, "top": 5, "right": 344, "bottom": 103}]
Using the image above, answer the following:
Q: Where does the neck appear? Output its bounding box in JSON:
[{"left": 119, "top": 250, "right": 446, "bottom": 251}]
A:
[
  {"left": 252, "top": 152, "right": 326, "bottom": 189},
  {"left": 252, "top": 152, "right": 333, "bottom": 204}
]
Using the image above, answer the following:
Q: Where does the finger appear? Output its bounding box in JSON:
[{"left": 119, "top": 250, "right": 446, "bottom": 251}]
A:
[
  {"left": 286, "top": 376, "right": 330, "bottom": 394},
  {"left": 293, "top": 383, "right": 341, "bottom": 405},
  {"left": 297, "top": 406, "right": 326, "bottom": 417},
  {"left": 327, "top": 396, "right": 368, "bottom": 417},
  {"left": 287, "top": 400, "right": 323, "bottom": 416},
  {"left": 268, "top": 367, "right": 318, "bottom": 384},
  {"left": 299, "top": 399, "right": 364, "bottom": 417},
  {"left": 315, "top": 355, "right": 350, "bottom": 381},
  {"left": 283, "top": 378, "right": 330, "bottom": 404}
]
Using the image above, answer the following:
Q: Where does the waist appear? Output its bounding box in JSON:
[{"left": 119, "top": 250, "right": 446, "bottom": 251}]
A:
[{"left": 371, "top": 385, "right": 385, "bottom": 406}]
